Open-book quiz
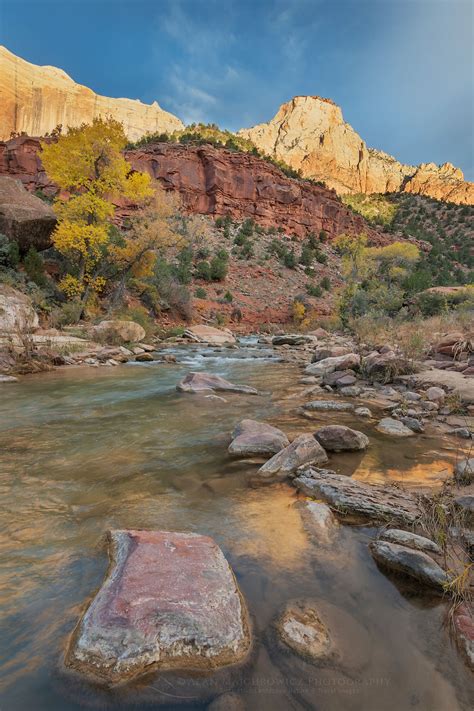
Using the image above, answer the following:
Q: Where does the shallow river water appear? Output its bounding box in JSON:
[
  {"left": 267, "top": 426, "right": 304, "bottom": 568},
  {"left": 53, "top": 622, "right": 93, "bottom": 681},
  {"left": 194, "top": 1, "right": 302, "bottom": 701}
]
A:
[{"left": 0, "top": 340, "right": 472, "bottom": 710}]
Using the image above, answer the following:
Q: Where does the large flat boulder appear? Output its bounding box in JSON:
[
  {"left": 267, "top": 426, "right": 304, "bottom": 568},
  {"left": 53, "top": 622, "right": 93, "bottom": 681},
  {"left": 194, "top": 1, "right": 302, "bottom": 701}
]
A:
[
  {"left": 376, "top": 417, "right": 415, "bottom": 437},
  {"left": 293, "top": 467, "right": 421, "bottom": 524},
  {"left": 0, "top": 284, "right": 38, "bottom": 333},
  {"left": 184, "top": 325, "right": 236, "bottom": 345},
  {"left": 65, "top": 530, "right": 251, "bottom": 683},
  {"left": 305, "top": 353, "right": 360, "bottom": 377},
  {"left": 256, "top": 434, "right": 328, "bottom": 483},
  {"left": 400, "top": 369, "right": 474, "bottom": 406},
  {"left": 177, "top": 372, "right": 259, "bottom": 395},
  {"left": 228, "top": 419, "right": 289, "bottom": 457},
  {"left": 0, "top": 175, "right": 56, "bottom": 251},
  {"left": 91, "top": 319, "right": 146, "bottom": 344}
]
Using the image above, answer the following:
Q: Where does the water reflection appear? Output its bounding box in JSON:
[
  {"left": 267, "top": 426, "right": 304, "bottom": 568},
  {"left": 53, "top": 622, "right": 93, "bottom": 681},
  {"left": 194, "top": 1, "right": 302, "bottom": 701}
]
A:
[{"left": 0, "top": 347, "right": 472, "bottom": 709}]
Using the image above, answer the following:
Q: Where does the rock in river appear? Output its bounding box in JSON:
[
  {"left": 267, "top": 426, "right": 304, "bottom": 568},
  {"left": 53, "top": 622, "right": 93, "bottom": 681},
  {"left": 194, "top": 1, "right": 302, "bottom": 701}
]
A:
[
  {"left": 65, "top": 530, "right": 251, "bottom": 683},
  {"left": 184, "top": 325, "right": 236, "bottom": 345},
  {"left": 379, "top": 529, "right": 441, "bottom": 555},
  {"left": 228, "top": 419, "right": 289, "bottom": 457},
  {"left": 177, "top": 372, "right": 259, "bottom": 395},
  {"left": 302, "top": 400, "right": 354, "bottom": 412},
  {"left": 297, "top": 500, "right": 338, "bottom": 544},
  {"left": 369, "top": 540, "right": 448, "bottom": 590},
  {"left": 376, "top": 417, "right": 415, "bottom": 437},
  {"left": 305, "top": 353, "right": 360, "bottom": 377},
  {"left": 256, "top": 434, "right": 328, "bottom": 483},
  {"left": 274, "top": 599, "right": 334, "bottom": 663},
  {"left": 314, "top": 425, "right": 369, "bottom": 452},
  {"left": 293, "top": 467, "right": 421, "bottom": 525}
]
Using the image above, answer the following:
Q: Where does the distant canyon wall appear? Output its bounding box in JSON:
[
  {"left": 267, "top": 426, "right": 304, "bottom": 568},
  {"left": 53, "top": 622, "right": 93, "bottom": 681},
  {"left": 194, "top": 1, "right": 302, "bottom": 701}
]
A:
[
  {"left": 238, "top": 96, "right": 474, "bottom": 205},
  {"left": 0, "top": 45, "right": 183, "bottom": 142},
  {"left": 0, "top": 135, "right": 382, "bottom": 241},
  {"left": 1, "top": 46, "right": 472, "bottom": 205}
]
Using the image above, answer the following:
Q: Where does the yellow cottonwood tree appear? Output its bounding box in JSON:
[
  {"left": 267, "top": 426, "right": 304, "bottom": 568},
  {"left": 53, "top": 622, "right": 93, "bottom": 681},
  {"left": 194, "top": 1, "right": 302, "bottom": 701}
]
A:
[
  {"left": 108, "top": 187, "right": 182, "bottom": 303},
  {"left": 41, "top": 117, "right": 152, "bottom": 302}
]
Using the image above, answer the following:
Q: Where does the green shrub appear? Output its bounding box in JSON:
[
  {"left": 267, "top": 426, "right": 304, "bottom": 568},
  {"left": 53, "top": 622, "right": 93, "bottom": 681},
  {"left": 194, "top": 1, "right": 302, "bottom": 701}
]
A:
[
  {"left": 0, "top": 234, "right": 20, "bottom": 268},
  {"left": 320, "top": 276, "right": 331, "bottom": 290},
  {"left": 24, "top": 247, "right": 47, "bottom": 287},
  {"left": 307, "top": 284, "right": 322, "bottom": 297},
  {"left": 195, "top": 260, "right": 212, "bottom": 281},
  {"left": 224, "top": 290, "right": 233, "bottom": 302},
  {"left": 413, "top": 291, "right": 448, "bottom": 317},
  {"left": 283, "top": 248, "right": 296, "bottom": 269},
  {"left": 195, "top": 287, "right": 207, "bottom": 299},
  {"left": 210, "top": 254, "right": 229, "bottom": 280},
  {"left": 300, "top": 244, "right": 315, "bottom": 266},
  {"left": 174, "top": 246, "right": 193, "bottom": 284}
]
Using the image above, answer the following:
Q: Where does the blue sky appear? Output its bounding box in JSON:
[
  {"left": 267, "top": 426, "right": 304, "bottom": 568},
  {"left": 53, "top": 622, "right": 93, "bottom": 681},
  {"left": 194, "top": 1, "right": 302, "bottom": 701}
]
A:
[{"left": 1, "top": 0, "right": 473, "bottom": 179}]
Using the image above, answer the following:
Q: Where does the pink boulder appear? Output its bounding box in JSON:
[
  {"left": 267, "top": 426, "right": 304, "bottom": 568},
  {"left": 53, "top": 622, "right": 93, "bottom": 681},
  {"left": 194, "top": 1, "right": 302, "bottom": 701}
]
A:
[{"left": 65, "top": 530, "right": 251, "bottom": 683}]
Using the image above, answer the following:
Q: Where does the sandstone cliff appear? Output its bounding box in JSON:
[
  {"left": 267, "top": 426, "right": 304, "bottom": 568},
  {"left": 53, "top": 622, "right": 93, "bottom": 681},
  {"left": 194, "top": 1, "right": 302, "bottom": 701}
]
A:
[
  {"left": 0, "top": 136, "right": 381, "bottom": 241},
  {"left": 0, "top": 45, "right": 183, "bottom": 141},
  {"left": 239, "top": 96, "right": 474, "bottom": 205}
]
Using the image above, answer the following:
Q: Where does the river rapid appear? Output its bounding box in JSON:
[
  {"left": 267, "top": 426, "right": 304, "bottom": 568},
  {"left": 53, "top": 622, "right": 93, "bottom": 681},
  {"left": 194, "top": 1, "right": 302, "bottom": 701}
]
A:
[{"left": 0, "top": 339, "right": 472, "bottom": 710}]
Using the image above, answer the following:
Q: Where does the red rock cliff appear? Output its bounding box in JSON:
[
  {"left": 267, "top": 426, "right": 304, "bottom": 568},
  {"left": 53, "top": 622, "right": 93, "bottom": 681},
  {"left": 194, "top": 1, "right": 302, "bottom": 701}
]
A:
[{"left": 0, "top": 136, "right": 379, "bottom": 241}]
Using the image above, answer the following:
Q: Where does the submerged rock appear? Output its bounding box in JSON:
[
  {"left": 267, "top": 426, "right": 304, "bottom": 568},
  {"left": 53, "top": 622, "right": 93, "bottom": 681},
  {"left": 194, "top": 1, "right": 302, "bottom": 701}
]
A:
[
  {"left": 380, "top": 529, "right": 441, "bottom": 555},
  {"left": 256, "top": 434, "right": 328, "bottom": 482},
  {"left": 208, "top": 692, "right": 246, "bottom": 711},
  {"left": 177, "top": 372, "right": 259, "bottom": 395},
  {"left": 297, "top": 500, "right": 338, "bottom": 544},
  {"left": 369, "top": 540, "right": 448, "bottom": 590},
  {"left": 294, "top": 467, "right": 421, "bottom": 524},
  {"left": 0, "top": 374, "right": 18, "bottom": 382},
  {"left": 376, "top": 417, "right": 415, "bottom": 437},
  {"left": 65, "top": 530, "right": 251, "bottom": 683},
  {"left": 314, "top": 425, "right": 369, "bottom": 452},
  {"left": 228, "top": 419, "right": 289, "bottom": 457},
  {"left": 274, "top": 599, "right": 334, "bottom": 663}
]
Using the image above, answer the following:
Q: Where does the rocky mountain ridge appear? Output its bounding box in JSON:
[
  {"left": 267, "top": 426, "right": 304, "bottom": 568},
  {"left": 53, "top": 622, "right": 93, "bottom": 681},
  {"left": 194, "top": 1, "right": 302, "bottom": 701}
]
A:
[
  {"left": 239, "top": 95, "right": 474, "bottom": 204},
  {"left": 0, "top": 45, "right": 183, "bottom": 142},
  {"left": 1, "top": 47, "right": 472, "bottom": 204}
]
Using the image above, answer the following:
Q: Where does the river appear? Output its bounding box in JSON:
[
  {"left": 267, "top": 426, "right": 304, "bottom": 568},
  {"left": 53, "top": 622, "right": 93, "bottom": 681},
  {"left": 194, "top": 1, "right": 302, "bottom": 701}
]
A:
[{"left": 0, "top": 339, "right": 472, "bottom": 710}]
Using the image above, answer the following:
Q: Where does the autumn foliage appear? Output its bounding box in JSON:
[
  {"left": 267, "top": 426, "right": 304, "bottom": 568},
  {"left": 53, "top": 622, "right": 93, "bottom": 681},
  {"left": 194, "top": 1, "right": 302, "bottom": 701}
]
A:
[{"left": 41, "top": 117, "right": 153, "bottom": 301}]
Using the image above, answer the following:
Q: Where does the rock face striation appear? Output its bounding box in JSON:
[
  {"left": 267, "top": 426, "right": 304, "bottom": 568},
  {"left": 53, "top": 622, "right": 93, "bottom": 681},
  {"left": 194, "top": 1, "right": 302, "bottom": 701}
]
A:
[
  {"left": 127, "top": 144, "right": 379, "bottom": 238},
  {"left": 65, "top": 530, "right": 251, "bottom": 683},
  {"left": 0, "top": 136, "right": 380, "bottom": 239},
  {"left": 0, "top": 45, "right": 183, "bottom": 141},
  {"left": 239, "top": 95, "right": 474, "bottom": 204}
]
